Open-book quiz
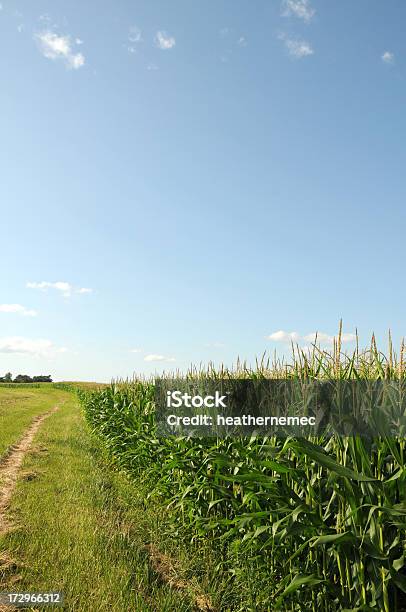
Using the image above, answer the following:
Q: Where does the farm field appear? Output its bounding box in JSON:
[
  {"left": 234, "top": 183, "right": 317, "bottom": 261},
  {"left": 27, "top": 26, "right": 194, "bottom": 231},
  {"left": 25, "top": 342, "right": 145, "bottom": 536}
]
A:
[
  {"left": 80, "top": 339, "right": 406, "bottom": 612},
  {"left": 0, "top": 339, "right": 405, "bottom": 611}
]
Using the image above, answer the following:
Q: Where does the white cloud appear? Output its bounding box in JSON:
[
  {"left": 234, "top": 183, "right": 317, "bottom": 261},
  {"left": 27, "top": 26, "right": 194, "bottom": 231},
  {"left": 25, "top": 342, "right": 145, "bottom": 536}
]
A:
[
  {"left": 69, "top": 52, "right": 85, "bottom": 70},
  {"left": 155, "top": 31, "right": 176, "bottom": 50},
  {"left": 267, "top": 330, "right": 300, "bottom": 342},
  {"left": 0, "top": 304, "right": 37, "bottom": 317},
  {"left": 269, "top": 330, "right": 357, "bottom": 346},
  {"left": 0, "top": 336, "right": 65, "bottom": 358},
  {"left": 281, "top": 0, "right": 315, "bottom": 23},
  {"left": 127, "top": 26, "right": 142, "bottom": 54},
  {"left": 147, "top": 63, "right": 159, "bottom": 71},
  {"left": 26, "top": 281, "right": 92, "bottom": 298},
  {"left": 382, "top": 51, "right": 394, "bottom": 64},
  {"left": 27, "top": 281, "right": 70, "bottom": 295},
  {"left": 144, "top": 354, "right": 176, "bottom": 362},
  {"left": 238, "top": 36, "right": 247, "bottom": 47},
  {"left": 76, "top": 38, "right": 83, "bottom": 45},
  {"left": 35, "top": 31, "right": 85, "bottom": 69},
  {"left": 77, "top": 287, "right": 92, "bottom": 294},
  {"left": 130, "top": 348, "right": 142, "bottom": 353},
  {"left": 303, "top": 332, "right": 356, "bottom": 345},
  {"left": 280, "top": 34, "right": 314, "bottom": 58},
  {"left": 303, "top": 332, "right": 334, "bottom": 344},
  {"left": 204, "top": 342, "right": 226, "bottom": 348},
  {"left": 341, "top": 333, "right": 357, "bottom": 343},
  {"left": 129, "top": 26, "right": 142, "bottom": 43},
  {"left": 219, "top": 27, "right": 229, "bottom": 38}
]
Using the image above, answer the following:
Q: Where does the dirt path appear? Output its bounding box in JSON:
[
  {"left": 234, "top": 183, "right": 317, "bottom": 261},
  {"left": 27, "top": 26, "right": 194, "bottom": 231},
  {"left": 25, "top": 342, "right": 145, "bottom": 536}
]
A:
[{"left": 0, "top": 406, "right": 59, "bottom": 535}]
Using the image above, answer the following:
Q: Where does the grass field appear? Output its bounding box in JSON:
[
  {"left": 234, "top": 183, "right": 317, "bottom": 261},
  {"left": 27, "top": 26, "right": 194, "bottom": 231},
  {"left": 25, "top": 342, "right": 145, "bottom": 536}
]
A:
[
  {"left": 0, "top": 387, "right": 66, "bottom": 457},
  {"left": 0, "top": 387, "right": 210, "bottom": 611}
]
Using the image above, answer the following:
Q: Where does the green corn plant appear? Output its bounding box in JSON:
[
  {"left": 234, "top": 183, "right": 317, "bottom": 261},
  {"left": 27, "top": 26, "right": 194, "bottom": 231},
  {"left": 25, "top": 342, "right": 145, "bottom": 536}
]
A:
[{"left": 79, "top": 329, "right": 406, "bottom": 611}]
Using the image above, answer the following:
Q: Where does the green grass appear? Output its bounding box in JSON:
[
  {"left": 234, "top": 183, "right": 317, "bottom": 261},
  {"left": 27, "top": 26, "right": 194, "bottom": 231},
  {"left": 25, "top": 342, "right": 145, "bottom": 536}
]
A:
[
  {"left": 0, "top": 387, "right": 67, "bottom": 457},
  {"left": 0, "top": 391, "right": 202, "bottom": 611}
]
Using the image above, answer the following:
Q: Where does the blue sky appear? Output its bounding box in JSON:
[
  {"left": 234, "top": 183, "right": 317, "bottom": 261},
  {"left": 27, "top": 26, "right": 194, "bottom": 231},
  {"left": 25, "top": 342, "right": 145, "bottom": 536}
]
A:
[{"left": 0, "top": 0, "right": 405, "bottom": 381}]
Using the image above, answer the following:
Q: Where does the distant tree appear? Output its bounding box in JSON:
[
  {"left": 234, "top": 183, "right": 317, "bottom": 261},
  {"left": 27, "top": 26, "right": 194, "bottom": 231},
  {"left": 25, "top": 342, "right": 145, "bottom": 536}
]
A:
[
  {"left": 32, "top": 375, "right": 53, "bottom": 383},
  {"left": 13, "top": 374, "right": 33, "bottom": 384},
  {"left": 0, "top": 373, "right": 53, "bottom": 384}
]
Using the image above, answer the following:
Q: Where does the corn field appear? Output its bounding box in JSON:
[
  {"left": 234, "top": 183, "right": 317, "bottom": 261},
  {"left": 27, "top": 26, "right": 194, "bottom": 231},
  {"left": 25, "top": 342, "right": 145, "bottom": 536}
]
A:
[{"left": 79, "top": 333, "right": 406, "bottom": 611}]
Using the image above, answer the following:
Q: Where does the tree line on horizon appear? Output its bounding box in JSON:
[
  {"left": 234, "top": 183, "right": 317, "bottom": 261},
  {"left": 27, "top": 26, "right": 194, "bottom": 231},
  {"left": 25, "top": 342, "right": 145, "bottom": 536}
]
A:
[{"left": 0, "top": 372, "right": 53, "bottom": 384}]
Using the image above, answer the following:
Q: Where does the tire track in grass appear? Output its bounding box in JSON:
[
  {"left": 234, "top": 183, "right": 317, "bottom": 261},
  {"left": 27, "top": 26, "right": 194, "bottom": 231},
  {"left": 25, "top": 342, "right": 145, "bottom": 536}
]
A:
[{"left": 0, "top": 406, "right": 60, "bottom": 536}]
